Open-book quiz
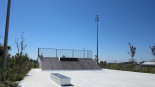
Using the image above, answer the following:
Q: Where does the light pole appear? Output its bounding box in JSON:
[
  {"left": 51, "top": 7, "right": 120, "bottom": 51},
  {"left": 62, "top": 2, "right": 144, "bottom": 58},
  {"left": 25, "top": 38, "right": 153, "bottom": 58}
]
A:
[
  {"left": 3, "top": 0, "right": 11, "bottom": 70},
  {"left": 95, "top": 15, "right": 99, "bottom": 65}
]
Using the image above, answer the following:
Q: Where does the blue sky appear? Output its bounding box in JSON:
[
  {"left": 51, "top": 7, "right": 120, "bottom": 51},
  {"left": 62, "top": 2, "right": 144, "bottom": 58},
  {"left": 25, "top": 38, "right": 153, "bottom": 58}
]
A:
[{"left": 0, "top": 0, "right": 155, "bottom": 62}]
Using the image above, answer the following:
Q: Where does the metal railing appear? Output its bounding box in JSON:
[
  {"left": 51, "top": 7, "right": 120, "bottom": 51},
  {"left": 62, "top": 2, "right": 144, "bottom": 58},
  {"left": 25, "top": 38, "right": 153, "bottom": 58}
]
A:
[{"left": 38, "top": 48, "right": 92, "bottom": 58}]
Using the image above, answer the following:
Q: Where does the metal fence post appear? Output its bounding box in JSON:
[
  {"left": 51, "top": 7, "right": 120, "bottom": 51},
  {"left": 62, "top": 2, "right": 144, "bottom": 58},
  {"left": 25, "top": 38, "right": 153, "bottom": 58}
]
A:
[
  {"left": 56, "top": 49, "right": 57, "bottom": 57},
  {"left": 72, "top": 50, "right": 74, "bottom": 58},
  {"left": 87, "top": 50, "right": 89, "bottom": 58},
  {"left": 38, "top": 48, "right": 39, "bottom": 57},
  {"left": 83, "top": 48, "right": 85, "bottom": 58}
]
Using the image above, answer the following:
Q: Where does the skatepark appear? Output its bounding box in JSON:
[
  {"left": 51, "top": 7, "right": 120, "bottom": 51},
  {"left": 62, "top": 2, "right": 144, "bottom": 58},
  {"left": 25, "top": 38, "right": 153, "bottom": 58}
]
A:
[
  {"left": 18, "top": 48, "right": 155, "bottom": 87},
  {"left": 38, "top": 48, "right": 101, "bottom": 70}
]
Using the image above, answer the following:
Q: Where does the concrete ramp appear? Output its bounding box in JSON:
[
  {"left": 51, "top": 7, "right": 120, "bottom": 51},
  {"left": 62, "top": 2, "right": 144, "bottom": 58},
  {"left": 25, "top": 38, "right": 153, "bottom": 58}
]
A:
[
  {"left": 78, "top": 58, "right": 93, "bottom": 70},
  {"left": 61, "top": 61, "right": 74, "bottom": 70},
  {"left": 86, "top": 58, "right": 101, "bottom": 70},
  {"left": 40, "top": 57, "right": 63, "bottom": 70},
  {"left": 40, "top": 57, "right": 101, "bottom": 70},
  {"left": 71, "top": 61, "right": 83, "bottom": 70}
]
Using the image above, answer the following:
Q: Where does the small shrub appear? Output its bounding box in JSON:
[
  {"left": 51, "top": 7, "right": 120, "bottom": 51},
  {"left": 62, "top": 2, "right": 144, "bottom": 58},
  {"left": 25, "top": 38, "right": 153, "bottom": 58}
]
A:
[
  {"left": 110, "top": 63, "right": 120, "bottom": 70},
  {"left": 15, "top": 74, "right": 24, "bottom": 81},
  {"left": 0, "top": 54, "right": 38, "bottom": 87},
  {"left": 4, "top": 81, "right": 17, "bottom": 87},
  {"left": 0, "top": 83, "right": 5, "bottom": 87}
]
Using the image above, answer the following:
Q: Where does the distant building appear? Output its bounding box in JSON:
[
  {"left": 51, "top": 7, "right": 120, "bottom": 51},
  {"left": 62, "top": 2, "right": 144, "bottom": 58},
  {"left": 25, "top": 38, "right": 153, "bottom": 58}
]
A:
[
  {"left": 121, "top": 61, "right": 137, "bottom": 64},
  {"left": 141, "top": 62, "right": 155, "bottom": 67}
]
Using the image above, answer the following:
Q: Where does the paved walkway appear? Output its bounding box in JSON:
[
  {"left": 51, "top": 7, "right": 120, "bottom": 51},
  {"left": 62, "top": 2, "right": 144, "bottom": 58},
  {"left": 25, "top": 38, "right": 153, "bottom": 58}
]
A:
[{"left": 18, "top": 69, "right": 155, "bottom": 87}]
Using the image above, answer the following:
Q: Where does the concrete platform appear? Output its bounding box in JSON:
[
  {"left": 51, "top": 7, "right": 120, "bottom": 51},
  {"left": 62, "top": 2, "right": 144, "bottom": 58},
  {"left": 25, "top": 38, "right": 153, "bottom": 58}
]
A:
[
  {"left": 18, "top": 69, "right": 155, "bottom": 87},
  {"left": 40, "top": 57, "right": 101, "bottom": 70}
]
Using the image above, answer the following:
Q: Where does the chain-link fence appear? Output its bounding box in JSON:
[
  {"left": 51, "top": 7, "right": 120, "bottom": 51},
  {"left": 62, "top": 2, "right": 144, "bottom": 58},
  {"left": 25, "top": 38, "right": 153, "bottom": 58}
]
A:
[{"left": 38, "top": 48, "right": 92, "bottom": 58}]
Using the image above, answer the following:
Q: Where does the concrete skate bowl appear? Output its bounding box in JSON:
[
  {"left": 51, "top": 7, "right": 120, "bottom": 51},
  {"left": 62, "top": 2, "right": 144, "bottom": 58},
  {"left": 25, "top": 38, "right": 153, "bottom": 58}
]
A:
[{"left": 40, "top": 57, "right": 101, "bottom": 70}]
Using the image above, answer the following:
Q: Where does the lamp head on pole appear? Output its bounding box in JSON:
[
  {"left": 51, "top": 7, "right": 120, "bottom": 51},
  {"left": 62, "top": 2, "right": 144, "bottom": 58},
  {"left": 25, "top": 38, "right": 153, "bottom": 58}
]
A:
[{"left": 95, "top": 15, "right": 99, "bottom": 21}]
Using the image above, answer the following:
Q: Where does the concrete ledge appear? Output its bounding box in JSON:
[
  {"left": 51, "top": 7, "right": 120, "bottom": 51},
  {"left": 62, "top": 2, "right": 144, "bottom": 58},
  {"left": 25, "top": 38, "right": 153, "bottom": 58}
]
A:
[{"left": 50, "top": 73, "right": 71, "bottom": 86}]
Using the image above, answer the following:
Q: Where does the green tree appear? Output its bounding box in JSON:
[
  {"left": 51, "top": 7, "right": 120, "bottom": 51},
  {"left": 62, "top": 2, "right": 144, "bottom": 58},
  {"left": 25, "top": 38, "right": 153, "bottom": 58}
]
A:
[
  {"left": 0, "top": 45, "right": 3, "bottom": 56},
  {"left": 100, "top": 61, "right": 107, "bottom": 68},
  {"left": 103, "top": 61, "right": 107, "bottom": 68},
  {"left": 150, "top": 44, "right": 155, "bottom": 57},
  {"left": 15, "top": 32, "right": 27, "bottom": 56},
  {"left": 94, "top": 55, "right": 99, "bottom": 64},
  {"left": 128, "top": 42, "right": 136, "bottom": 62},
  {"left": 109, "top": 63, "right": 119, "bottom": 70},
  {"left": 0, "top": 45, "right": 11, "bottom": 56},
  {"left": 62, "top": 55, "right": 65, "bottom": 58},
  {"left": 100, "top": 61, "right": 103, "bottom": 68},
  {"left": 0, "top": 32, "right": 38, "bottom": 87}
]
